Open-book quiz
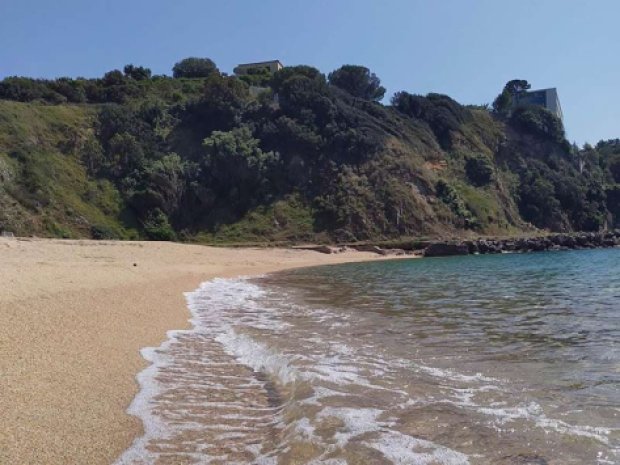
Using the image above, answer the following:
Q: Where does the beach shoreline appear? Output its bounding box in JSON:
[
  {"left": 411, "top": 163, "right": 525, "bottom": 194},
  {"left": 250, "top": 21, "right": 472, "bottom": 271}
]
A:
[{"left": 0, "top": 238, "right": 408, "bottom": 465}]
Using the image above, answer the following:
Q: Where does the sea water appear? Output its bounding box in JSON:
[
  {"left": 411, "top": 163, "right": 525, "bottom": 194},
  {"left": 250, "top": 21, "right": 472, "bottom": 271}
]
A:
[{"left": 115, "top": 249, "right": 620, "bottom": 465}]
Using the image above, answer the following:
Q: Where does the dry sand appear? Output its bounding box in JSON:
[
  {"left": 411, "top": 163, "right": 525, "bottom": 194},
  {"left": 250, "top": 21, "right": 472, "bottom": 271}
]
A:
[{"left": 0, "top": 238, "right": 404, "bottom": 465}]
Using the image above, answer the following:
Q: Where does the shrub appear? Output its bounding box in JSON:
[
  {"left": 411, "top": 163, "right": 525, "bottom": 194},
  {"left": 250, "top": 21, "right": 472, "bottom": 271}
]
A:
[
  {"left": 465, "top": 155, "right": 494, "bottom": 186},
  {"left": 142, "top": 208, "right": 176, "bottom": 240},
  {"left": 510, "top": 105, "right": 565, "bottom": 143},
  {"left": 328, "top": 65, "right": 385, "bottom": 101},
  {"left": 90, "top": 224, "right": 122, "bottom": 240},
  {"left": 392, "top": 92, "right": 469, "bottom": 148},
  {"left": 436, "top": 180, "right": 477, "bottom": 227},
  {"left": 172, "top": 57, "right": 219, "bottom": 78},
  {"left": 270, "top": 66, "right": 325, "bottom": 93},
  {"left": 123, "top": 64, "right": 152, "bottom": 81}
]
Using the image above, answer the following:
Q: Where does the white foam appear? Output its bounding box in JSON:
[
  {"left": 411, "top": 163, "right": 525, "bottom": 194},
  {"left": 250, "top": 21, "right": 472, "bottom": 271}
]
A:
[
  {"left": 216, "top": 328, "right": 299, "bottom": 385},
  {"left": 317, "top": 407, "right": 385, "bottom": 446},
  {"left": 114, "top": 273, "right": 614, "bottom": 464},
  {"left": 115, "top": 277, "right": 284, "bottom": 465},
  {"left": 366, "top": 431, "right": 470, "bottom": 465},
  {"left": 475, "top": 402, "right": 612, "bottom": 444}
]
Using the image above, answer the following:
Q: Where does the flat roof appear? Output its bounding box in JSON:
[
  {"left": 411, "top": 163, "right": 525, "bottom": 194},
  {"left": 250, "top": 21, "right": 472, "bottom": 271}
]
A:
[
  {"left": 525, "top": 87, "right": 557, "bottom": 94},
  {"left": 235, "top": 60, "right": 283, "bottom": 67}
]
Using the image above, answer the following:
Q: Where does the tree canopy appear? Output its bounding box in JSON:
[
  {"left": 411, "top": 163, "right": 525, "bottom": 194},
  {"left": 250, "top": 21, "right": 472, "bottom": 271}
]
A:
[
  {"left": 328, "top": 65, "right": 385, "bottom": 101},
  {"left": 492, "top": 79, "right": 532, "bottom": 115},
  {"left": 504, "top": 79, "right": 531, "bottom": 95},
  {"left": 0, "top": 60, "right": 617, "bottom": 241},
  {"left": 172, "top": 57, "right": 219, "bottom": 78},
  {"left": 123, "top": 64, "right": 152, "bottom": 81}
]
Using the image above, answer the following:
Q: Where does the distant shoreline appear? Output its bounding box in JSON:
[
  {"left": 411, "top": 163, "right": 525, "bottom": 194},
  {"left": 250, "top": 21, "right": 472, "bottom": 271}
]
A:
[{"left": 226, "top": 230, "right": 620, "bottom": 257}]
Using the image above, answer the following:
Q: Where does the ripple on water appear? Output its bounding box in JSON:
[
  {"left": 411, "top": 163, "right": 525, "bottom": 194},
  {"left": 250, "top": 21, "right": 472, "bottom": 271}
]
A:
[{"left": 116, "top": 249, "right": 620, "bottom": 465}]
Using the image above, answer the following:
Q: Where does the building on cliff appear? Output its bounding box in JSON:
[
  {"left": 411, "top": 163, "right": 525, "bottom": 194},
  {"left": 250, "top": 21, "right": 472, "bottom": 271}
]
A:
[
  {"left": 512, "top": 87, "right": 563, "bottom": 120},
  {"left": 233, "top": 60, "right": 283, "bottom": 76}
]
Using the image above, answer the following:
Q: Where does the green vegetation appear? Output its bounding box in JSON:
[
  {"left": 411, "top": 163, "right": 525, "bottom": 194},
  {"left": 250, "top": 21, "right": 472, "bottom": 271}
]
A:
[
  {"left": 492, "top": 79, "right": 531, "bottom": 116},
  {"left": 172, "top": 57, "right": 219, "bottom": 79},
  {"left": 0, "top": 62, "right": 617, "bottom": 242},
  {"left": 328, "top": 65, "right": 386, "bottom": 101}
]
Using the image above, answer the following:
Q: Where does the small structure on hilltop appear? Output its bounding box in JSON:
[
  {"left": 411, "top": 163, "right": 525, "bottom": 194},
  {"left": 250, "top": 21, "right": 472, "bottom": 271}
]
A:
[
  {"left": 512, "top": 87, "right": 563, "bottom": 120},
  {"left": 233, "top": 60, "right": 283, "bottom": 76}
]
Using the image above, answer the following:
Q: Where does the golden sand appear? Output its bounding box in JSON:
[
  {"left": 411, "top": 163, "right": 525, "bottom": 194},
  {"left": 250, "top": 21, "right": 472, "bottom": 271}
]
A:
[{"left": 0, "top": 238, "right": 403, "bottom": 465}]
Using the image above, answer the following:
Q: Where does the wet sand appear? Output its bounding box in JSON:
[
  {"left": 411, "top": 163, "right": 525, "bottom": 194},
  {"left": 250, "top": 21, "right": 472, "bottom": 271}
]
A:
[{"left": 0, "top": 238, "right": 400, "bottom": 465}]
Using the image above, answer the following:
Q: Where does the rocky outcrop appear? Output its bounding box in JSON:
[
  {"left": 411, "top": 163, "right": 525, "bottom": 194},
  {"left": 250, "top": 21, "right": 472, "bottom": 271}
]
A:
[
  {"left": 423, "top": 231, "right": 620, "bottom": 257},
  {"left": 424, "top": 242, "right": 470, "bottom": 257}
]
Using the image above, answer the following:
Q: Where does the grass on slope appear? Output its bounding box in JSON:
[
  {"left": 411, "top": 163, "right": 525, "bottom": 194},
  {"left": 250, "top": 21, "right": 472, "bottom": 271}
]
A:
[{"left": 0, "top": 101, "right": 136, "bottom": 238}]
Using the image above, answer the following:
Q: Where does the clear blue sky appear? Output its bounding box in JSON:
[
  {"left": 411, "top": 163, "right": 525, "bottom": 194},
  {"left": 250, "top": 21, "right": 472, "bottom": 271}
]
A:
[{"left": 1, "top": 0, "right": 618, "bottom": 145}]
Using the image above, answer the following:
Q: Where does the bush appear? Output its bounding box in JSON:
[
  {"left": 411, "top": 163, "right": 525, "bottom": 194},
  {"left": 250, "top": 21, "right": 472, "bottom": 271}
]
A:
[
  {"left": 510, "top": 105, "right": 565, "bottom": 143},
  {"left": 270, "top": 65, "right": 325, "bottom": 93},
  {"left": 123, "top": 64, "right": 152, "bottom": 81},
  {"left": 328, "top": 65, "right": 385, "bottom": 101},
  {"left": 392, "top": 92, "right": 469, "bottom": 148},
  {"left": 91, "top": 224, "right": 122, "bottom": 239},
  {"left": 172, "top": 57, "right": 218, "bottom": 78},
  {"left": 518, "top": 172, "right": 562, "bottom": 228},
  {"left": 0, "top": 77, "right": 64, "bottom": 102},
  {"left": 142, "top": 208, "right": 176, "bottom": 240},
  {"left": 465, "top": 155, "right": 494, "bottom": 186},
  {"left": 436, "top": 180, "right": 477, "bottom": 227}
]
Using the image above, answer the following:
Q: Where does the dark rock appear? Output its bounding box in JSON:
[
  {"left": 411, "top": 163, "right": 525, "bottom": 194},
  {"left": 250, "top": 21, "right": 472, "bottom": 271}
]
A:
[
  {"left": 424, "top": 242, "right": 469, "bottom": 257},
  {"left": 477, "top": 240, "right": 490, "bottom": 253},
  {"left": 464, "top": 240, "right": 479, "bottom": 254},
  {"left": 514, "top": 238, "right": 529, "bottom": 252},
  {"left": 503, "top": 241, "right": 516, "bottom": 252}
]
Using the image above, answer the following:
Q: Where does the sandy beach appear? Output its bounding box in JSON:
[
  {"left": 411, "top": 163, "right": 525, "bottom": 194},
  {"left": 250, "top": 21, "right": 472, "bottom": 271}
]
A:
[{"left": 0, "top": 238, "right": 398, "bottom": 465}]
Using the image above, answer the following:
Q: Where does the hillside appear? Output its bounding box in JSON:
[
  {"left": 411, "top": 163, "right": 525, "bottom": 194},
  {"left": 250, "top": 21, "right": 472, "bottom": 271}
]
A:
[{"left": 0, "top": 62, "right": 618, "bottom": 242}]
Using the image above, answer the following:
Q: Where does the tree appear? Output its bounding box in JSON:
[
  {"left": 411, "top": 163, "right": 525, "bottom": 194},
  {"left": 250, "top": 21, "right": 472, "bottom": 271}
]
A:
[
  {"left": 172, "top": 57, "right": 219, "bottom": 78},
  {"left": 391, "top": 91, "right": 430, "bottom": 118},
  {"left": 328, "top": 65, "right": 385, "bottom": 101},
  {"left": 202, "top": 126, "right": 279, "bottom": 204},
  {"left": 492, "top": 79, "right": 531, "bottom": 116},
  {"left": 492, "top": 89, "right": 512, "bottom": 116},
  {"left": 142, "top": 208, "right": 176, "bottom": 240},
  {"left": 270, "top": 65, "right": 325, "bottom": 93},
  {"left": 102, "top": 70, "right": 125, "bottom": 86},
  {"left": 504, "top": 79, "right": 531, "bottom": 96},
  {"left": 510, "top": 106, "right": 565, "bottom": 143},
  {"left": 392, "top": 91, "right": 467, "bottom": 148},
  {"left": 123, "top": 64, "right": 152, "bottom": 81},
  {"left": 465, "top": 155, "right": 494, "bottom": 186},
  {"left": 193, "top": 74, "right": 250, "bottom": 132}
]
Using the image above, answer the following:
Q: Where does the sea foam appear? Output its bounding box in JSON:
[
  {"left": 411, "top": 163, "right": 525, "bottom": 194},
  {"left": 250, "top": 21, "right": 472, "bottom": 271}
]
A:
[{"left": 114, "top": 276, "right": 474, "bottom": 465}]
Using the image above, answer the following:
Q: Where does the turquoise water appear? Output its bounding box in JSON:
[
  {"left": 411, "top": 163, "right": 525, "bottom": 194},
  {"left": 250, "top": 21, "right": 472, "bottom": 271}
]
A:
[{"left": 117, "top": 249, "right": 619, "bottom": 465}]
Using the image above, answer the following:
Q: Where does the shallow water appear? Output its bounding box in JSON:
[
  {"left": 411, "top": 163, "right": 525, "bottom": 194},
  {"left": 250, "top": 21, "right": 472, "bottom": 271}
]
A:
[{"left": 116, "top": 249, "right": 620, "bottom": 465}]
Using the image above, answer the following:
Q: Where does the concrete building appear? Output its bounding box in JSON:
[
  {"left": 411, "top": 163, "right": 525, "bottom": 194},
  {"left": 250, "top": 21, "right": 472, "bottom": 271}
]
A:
[
  {"left": 513, "top": 88, "right": 563, "bottom": 120},
  {"left": 233, "top": 60, "right": 283, "bottom": 76}
]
